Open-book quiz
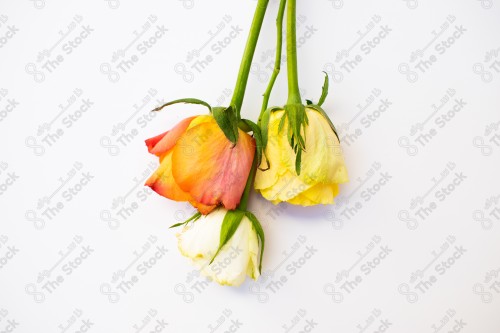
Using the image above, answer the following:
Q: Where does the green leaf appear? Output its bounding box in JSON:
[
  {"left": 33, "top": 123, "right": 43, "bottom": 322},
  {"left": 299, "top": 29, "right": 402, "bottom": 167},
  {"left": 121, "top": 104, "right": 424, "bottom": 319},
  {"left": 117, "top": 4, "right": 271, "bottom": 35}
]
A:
[
  {"left": 212, "top": 106, "right": 239, "bottom": 144},
  {"left": 237, "top": 120, "right": 252, "bottom": 132},
  {"left": 241, "top": 119, "right": 263, "bottom": 168},
  {"left": 244, "top": 211, "right": 265, "bottom": 274},
  {"left": 317, "top": 72, "right": 329, "bottom": 106},
  {"left": 278, "top": 110, "right": 287, "bottom": 133},
  {"left": 169, "top": 212, "right": 201, "bottom": 229},
  {"left": 152, "top": 98, "right": 212, "bottom": 113},
  {"left": 209, "top": 210, "right": 245, "bottom": 265}
]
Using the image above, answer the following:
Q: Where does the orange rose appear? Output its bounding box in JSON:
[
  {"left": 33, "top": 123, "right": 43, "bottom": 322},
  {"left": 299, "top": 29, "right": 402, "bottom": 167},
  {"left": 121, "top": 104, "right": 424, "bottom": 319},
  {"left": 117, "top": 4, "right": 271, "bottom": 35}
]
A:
[{"left": 145, "top": 115, "right": 255, "bottom": 214}]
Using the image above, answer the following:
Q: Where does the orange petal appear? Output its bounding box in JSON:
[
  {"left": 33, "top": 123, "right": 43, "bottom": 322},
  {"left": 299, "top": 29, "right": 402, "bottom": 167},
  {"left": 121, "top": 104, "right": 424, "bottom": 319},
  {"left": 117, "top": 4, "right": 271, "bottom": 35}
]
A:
[
  {"left": 145, "top": 151, "right": 192, "bottom": 202},
  {"left": 189, "top": 200, "right": 217, "bottom": 215},
  {"left": 172, "top": 121, "right": 255, "bottom": 210},
  {"left": 145, "top": 116, "right": 197, "bottom": 157}
]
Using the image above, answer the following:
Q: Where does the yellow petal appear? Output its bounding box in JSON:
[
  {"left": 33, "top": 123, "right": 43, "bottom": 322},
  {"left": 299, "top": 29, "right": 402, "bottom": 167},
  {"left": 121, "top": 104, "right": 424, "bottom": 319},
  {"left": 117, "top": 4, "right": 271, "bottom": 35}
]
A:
[
  {"left": 255, "top": 110, "right": 285, "bottom": 190},
  {"left": 259, "top": 169, "right": 309, "bottom": 203},
  {"left": 295, "top": 109, "right": 349, "bottom": 184},
  {"left": 287, "top": 183, "right": 339, "bottom": 206},
  {"left": 186, "top": 115, "right": 213, "bottom": 130},
  {"left": 256, "top": 107, "right": 348, "bottom": 206}
]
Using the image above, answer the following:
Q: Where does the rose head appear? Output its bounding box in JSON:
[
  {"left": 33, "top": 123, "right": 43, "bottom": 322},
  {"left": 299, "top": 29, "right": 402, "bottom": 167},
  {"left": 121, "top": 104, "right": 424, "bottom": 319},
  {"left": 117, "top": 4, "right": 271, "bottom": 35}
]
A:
[
  {"left": 255, "top": 106, "right": 348, "bottom": 205},
  {"left": 146, "top": 115, "right": 255, "bottom": 214},
  {"left": 176, "top": 208, "right": 260, "bottom": 286}
]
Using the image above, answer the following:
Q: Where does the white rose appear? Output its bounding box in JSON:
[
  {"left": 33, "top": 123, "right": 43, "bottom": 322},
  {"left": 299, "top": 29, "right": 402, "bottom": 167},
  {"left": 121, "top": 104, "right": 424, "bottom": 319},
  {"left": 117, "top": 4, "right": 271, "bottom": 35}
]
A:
[{"left": 177, "top": 208, "right": 260, "bottom": 286}]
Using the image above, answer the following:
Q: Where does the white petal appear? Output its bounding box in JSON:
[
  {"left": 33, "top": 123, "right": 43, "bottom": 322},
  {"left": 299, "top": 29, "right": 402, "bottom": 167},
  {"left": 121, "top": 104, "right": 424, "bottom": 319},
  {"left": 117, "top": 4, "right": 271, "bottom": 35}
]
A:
[
  {"left": 176, "top": 209, "right": 260, "bottom": 286},
  {"left": 176, "top": 208, "right": 225, "bottom": 259}
]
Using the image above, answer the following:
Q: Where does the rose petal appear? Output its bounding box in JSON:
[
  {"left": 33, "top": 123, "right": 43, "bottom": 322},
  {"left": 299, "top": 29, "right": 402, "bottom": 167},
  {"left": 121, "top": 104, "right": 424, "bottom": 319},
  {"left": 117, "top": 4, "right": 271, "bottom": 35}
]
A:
[
  {"left": 172, "top": 120, "right": 255, "bottom": 209},
  {"left": 146, "top": 116, "right": 197, "bottom": 156},
  {"left": 145, "top": 151, "right": 192, "bottom": 202}
]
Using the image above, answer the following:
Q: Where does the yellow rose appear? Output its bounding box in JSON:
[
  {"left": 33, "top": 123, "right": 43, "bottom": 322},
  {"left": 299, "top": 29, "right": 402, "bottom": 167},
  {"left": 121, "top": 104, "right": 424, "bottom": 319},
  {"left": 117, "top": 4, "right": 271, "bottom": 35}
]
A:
[
  {"left": 176, "top": 208, "right": 260, "bottom": 286},
  {"left": 255, "top": 106, "right": 348, "bottom": 205}
]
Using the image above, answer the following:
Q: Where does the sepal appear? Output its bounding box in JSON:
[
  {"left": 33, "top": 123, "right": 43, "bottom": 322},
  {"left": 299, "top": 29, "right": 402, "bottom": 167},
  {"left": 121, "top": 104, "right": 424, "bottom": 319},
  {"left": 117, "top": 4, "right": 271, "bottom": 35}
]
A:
[
  {"left": 209, "top": 209, "right": 245, "bottom": 264},
  {"left": 152, "top": 98, "right": 212, "bottom": 113},
  {"left": 212, "top": 106, "right": 239, "bottom": 144},
  {"left": 169, "top": 211, "right": 202, "bottom": 229},
  {"left": 241, "top": 119, "right": 266, "bottom": 170},
  {"left": 244, "top": 211, "right": 265, "bottom": 274}
]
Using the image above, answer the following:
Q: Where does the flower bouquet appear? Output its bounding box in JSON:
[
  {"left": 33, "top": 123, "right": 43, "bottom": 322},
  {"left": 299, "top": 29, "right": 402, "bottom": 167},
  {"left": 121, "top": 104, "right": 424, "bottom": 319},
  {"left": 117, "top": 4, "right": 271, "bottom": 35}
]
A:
[{"left": 144, "top": 0, "right": 348, "bottom": 286}]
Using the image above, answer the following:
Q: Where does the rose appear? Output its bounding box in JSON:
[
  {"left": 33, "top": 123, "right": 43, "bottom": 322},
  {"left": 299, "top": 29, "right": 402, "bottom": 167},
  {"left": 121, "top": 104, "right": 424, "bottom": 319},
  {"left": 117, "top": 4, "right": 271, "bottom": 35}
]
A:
[
  {"left": 255, "top": 106, "right": 348, "bottom": 205},
  {"left": 176, "top": 208, "right": 262, "bottom": 286},
  {"left": 145, "top": 115, "right": 255, "bottom": 214}
]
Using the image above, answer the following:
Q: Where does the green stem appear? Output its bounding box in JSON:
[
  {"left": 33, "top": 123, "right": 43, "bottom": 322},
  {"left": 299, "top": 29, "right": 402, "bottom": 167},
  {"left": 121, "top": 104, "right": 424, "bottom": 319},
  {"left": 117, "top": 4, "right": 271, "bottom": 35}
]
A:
[
  {"left": 258, "top": 0, "right": 287, "bottom": 125},
  {"left": 237, "top": 153, "right": 258, "bottom": 211},
  {"left": 230, "top": 0, "right": 270, "bottom": 118},
  {"left": 286, "top": 0, "right": 301, "bottom": 104}
]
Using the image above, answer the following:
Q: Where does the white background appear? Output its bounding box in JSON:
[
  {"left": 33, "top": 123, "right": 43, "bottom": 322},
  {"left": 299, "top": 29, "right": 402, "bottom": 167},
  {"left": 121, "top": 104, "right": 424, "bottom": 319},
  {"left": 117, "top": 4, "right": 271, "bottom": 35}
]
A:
[{"left": 1, "top": 0, "right": 500, "bottom": 332}]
